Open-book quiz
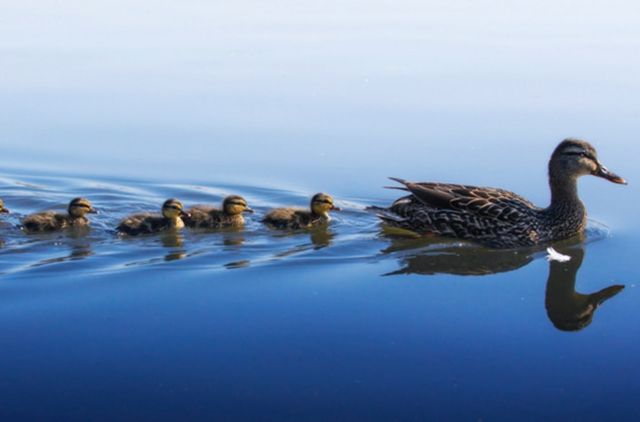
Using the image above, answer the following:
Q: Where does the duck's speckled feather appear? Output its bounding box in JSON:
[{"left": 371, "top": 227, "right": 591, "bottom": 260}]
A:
[{"left": 375, "top": 179, "right": 551, "bottom": 249}]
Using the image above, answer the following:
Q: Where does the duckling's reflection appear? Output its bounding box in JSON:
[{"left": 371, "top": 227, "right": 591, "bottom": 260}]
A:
[
  {"left": 221, "top": 229, "right": 245, "bottom": 247},
  {"left": 160, "top": 232, "right": 186, "bottom": 261},
  {"left": 310, "top": 227, "right": 334, "bottom": 249},
  {"left": 384, "top": 238, "right": 624, "bottom": 332},
  {"left": 67, "top": 226, "right": 93, "bottom": 260},
  {"left": 68, "top": 241, "right": 92, "bottom": 260},
  {"left": 30, "top": 239, "right": 93, "bottom": 267},
  {"left": 271, "top": 227, "right": 335, "bottom": 260},
  {"left": 221, "top": 230, "right": 249, "bottom": 268}
]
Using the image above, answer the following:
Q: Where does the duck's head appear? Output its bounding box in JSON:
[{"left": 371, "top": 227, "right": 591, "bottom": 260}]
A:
[
  {"left": 223, "top": 195, "right": 253, "bottom": 215},
  {"left": 68, "top": 197, "right": 97, "bottom": 218},
  {"left": 311, "top": 193, "right": 341, "bottom": 216},
  {"left": 0, "top": 199, "right": 9, "bottom": 214},
  {"left": 550, "top": 139, "right": 626, "bottom": 184},
  {"left": 162, "top": 198, "right": 190, "bottom": 220}
]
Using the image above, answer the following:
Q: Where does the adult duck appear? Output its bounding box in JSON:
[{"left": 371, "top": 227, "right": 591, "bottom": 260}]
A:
[{"left": 372, "top": 139, "right": 626, "bottom": 248}]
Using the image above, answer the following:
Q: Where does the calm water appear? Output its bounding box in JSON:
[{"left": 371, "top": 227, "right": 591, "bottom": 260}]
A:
[{"left": 2, "top": 1, "right": 640, "bottom": 420}]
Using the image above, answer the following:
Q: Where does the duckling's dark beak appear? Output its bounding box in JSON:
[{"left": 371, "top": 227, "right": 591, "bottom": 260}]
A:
[
  {"left": 88, "top": 208, "right": 98, "bottom": 214},
  {"left": 595, "top": 162, "right": 627, "bottom": 185},
  {"left": 331, "top": 205, "right": 342, "bottom": 211},
  {"left": 181, "top": 210, "right": 191, "bottom": 218},
  {"left": 244, "top": 207, "right": 255, "bottom": 213},
  {"left": 0, "top": 208, "right": 9, "bottom": 214}
]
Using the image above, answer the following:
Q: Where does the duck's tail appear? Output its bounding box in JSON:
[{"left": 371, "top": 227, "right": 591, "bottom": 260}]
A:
[
  {"left": 384, "top": 177, "right": 411, "bottom": 192},
  {"left": 365, "top": 205, "right": 406, "bottom": 223}
]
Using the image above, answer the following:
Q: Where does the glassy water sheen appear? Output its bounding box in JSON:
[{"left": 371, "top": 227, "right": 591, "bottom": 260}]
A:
[{"left": 2, "top": 1, "right": 640, "bottom": 421}]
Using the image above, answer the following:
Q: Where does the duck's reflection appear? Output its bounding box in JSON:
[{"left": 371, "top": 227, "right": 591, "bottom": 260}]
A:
[
  {"left": 384, "top": 240, "right": 535, "bottom": 276},
  {"left": 384, "top": 238, "right": 624, "bottom": 332},
  {"left": 545, "top": 247, "right": 624, "bottom": 331}
]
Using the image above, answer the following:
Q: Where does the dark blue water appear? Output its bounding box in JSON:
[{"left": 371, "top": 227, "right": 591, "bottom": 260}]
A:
[{"left": 2, "top": 2, "right": 640, "bottom": 420}]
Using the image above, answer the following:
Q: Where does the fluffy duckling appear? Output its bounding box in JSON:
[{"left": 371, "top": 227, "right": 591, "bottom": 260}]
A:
[
  {"left": 0, "top": 199, "right": 9, "bottom": 214},
  {"left": 117, "top": 198, "right": 190, "bottom": 236},
  {"left": 262, "top": 193, "right": 340, "bottom": 229},
  {"left": 22, "top": 197, "right": 96, "bottom": 233},
  {"left": 184, "top": 195, "right": 254, "bottom": 229}
]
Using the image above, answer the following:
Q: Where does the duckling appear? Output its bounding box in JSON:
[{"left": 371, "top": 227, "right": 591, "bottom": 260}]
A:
[
  {"left": 262, "top": 193, "right": 340, "bottom": 229},
  {"left": 184, "top": 195, "right": 254, "bottom": 229},
  {"left": 0, "top": 199, "right": 9, "bottom": 214},
  {"left": 22, "top": 197, "right": 96, "bottom": 233},
  {"left": 117, "top": 198, "right": 190, "bottom": 236}
]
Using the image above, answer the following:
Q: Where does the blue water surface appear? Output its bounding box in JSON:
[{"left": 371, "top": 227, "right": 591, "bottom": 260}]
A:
[{"left": 1, "top": 1, "right": 640, "bottom": 420}]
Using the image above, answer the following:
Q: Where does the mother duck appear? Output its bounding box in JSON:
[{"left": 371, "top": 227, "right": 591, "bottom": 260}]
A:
[{"left": 373, "top": 139, "right": 626, "bottom": 248}]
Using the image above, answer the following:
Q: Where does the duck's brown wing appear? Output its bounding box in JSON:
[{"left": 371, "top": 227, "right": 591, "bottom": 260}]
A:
[{"left": 388, "top": 178, "right": 537, "bottom": 222}]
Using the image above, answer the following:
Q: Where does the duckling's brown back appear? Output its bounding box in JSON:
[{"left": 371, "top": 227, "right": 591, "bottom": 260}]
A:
[
  {"left": 117, "top": 213, "right": 167, "bottom": 235},
  {"left": 22, "top": 211, "right": 68, "bottom": 232},
  {"left": 263, "top": 208, "right": 313, "bottom": 229}
]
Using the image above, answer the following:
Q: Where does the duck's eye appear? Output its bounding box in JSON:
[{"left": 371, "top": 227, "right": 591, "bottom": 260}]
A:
[{"left": 564, "top": 151, "right": 592, "bottom": 159}]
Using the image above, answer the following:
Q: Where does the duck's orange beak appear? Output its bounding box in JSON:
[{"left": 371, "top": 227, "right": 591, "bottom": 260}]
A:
[{"left": 595, "top": 162, "right": 627, "bottom": 185}]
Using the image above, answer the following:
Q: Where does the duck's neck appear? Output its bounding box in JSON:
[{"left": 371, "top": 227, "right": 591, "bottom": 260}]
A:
[{"left": 548, "top": 170, "right": 584, "bottom": 217}]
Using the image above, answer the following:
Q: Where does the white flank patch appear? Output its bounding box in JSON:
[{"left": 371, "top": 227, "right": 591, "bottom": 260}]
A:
[{"left": 546, "top": 247, "right": 571, "bottom": 263}]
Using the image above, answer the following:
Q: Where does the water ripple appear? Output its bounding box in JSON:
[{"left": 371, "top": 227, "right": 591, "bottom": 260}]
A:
[{"left": 0, "top": 170, "right": 614, "bottom": 280}]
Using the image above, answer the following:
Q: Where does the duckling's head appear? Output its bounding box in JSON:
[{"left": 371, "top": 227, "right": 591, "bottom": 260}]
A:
[
  {"left": 162, "top": 198, "right": 189, "bottom": 220},
  {"left": 223, "top": 195, "right": 254, "bottom": 215},
  {"left": 311, "top": 193, "right": 341, "bottom": 217},
  {"left": 0, "top": 199, "right": 9, "bottom": 214},
  {"left": 550, "top": 139, "right": 626, "bottom": 184},
  {"left": 68, "top": 197, "right": 97, "bottom": 218}
]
